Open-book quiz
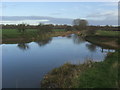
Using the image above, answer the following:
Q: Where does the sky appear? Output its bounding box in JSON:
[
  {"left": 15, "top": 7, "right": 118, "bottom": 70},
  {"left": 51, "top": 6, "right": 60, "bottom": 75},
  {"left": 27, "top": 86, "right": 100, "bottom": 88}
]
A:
[{"left": 0, "top": 2, "right": 118, "bottom": 25}]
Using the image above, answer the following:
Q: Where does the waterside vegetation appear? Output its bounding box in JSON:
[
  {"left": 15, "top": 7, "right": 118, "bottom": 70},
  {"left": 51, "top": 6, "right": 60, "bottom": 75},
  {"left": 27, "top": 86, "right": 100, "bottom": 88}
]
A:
[{"left": 41, "top": 51, "right": 119, "bottom": 88}]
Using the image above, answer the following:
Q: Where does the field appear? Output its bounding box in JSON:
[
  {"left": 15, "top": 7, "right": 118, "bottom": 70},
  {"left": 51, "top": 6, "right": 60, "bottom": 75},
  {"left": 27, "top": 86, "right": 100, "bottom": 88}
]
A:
[
  {"left": 2, "top": 29, "right": 78, "bottom": 44},
  {"left": 95, "top": 30, "right": 120, "bottom": 37},
  {"left": 2, "top": 29, "right": 38, "bottom": 39},
  {"left": 2, "top": 29, "right": 120, "bottom": 39},
  {"left": 2, "top": 29, "right": 67, "bottom": 39}
]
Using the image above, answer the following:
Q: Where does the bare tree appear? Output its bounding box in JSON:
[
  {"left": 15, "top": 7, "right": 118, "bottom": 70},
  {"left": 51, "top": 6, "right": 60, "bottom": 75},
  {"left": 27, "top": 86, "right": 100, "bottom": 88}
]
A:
[
  {"left": 37, "top": 23, "right": 53, "bottom": 34},
  {"left": 17, "top": 23, "right": 26, "bottom": 33},
  {"left": 73, "top": 19, "right": 88, "bottom": 30}
]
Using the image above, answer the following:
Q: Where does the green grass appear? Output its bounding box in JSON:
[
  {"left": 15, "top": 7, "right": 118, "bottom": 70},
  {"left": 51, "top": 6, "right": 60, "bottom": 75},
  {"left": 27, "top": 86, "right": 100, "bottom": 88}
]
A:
[
  {"left": 2, "top": 29, "right": 66, "bottom": 39},
  {"left": 2, "top": 29, "right": 76, "bottom": 44},
  {"left": 41, "top": 51, "right": 119, "bottom": 88},
  {"left": 95, "top": 30, "right": 120, "bottom": 37},
  {"left": 2, "top": 29, "right": 38, "bottom": 39},
  {"left": 2, "top": 29, "right": 120, "bottom": 39},
  {"left": 52, "top": 29, "right": 66, "bottom": 32},
  {"left": 2, "top": 29, "right": 21, "bottom": 38},
  {"left": 74, "top": 51, "right": 119, "bottom": 88}
]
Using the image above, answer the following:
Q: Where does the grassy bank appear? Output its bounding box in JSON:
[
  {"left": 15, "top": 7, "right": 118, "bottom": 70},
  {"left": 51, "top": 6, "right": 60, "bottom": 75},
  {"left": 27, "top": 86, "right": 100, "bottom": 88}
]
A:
[
  {"left": 2, "top": 29, "right": 78, "bottom": 43},
  {"left": 95, "top": 30, "right": 119, "bottom": 37},
  {"left": 2, "top": 29, "right": 120, "bottom": 39},
  {"left": 2, "top": 29, "right": 66, "bottom": 39},
  {"left": 74, "top": 51, "right": 119, "bottom": 88},
  {"left": 85, "top": 36, "right": 119, "bottom": 49},
  {"left": 2, "top": 29, "right": 120, "bottom": 49},
  {"left": 82, "top": 30, "right": 120, "bottom": 49},
  {"left": 41, "top": 51, "right": 119, "bottom": 88}
]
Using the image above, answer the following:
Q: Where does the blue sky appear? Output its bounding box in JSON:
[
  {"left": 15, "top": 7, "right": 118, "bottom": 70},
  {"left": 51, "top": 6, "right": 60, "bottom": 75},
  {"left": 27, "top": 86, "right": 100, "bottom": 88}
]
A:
[{"left": 1, "top": 2, "right": 118, "bottom": 25}]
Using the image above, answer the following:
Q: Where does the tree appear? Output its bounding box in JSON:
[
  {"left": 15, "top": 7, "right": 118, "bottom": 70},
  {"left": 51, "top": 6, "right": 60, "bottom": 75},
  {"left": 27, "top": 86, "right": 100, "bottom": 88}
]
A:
[
  {"left": 65, "top": 26, "right": 73, "bottom": 31},
  {"left": 73, "top": 19, "right": 88, "bottom": 30},
  {"left": 37, "top": 23, "right": 53, "bottom": 34},
  {"left": 17, "top": 23, "right": 26, "bottom": 33}
]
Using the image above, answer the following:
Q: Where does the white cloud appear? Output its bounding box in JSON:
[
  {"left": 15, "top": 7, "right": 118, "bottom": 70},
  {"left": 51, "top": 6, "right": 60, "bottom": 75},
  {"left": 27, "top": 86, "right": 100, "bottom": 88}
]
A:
[
  {"left": 86, "top": 10, "right": 118, "bottom": 25},
  {"left": 0, "top": 19, "right": 50, "bottom": 25},
  {"left": 87, "top": 10, "right": 118, "bottom": 21}
]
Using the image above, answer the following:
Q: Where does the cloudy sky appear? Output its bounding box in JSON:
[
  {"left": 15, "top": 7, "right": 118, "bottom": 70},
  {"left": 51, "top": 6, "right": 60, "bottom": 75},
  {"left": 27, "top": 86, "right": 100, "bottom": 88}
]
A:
[{"left": 0, "top": 2, "right": 118, "bottom": 25}]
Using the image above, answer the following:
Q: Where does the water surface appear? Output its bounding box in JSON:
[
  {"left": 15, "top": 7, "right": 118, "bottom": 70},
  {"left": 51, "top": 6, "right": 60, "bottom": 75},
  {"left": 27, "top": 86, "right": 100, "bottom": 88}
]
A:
[{"left": 2, "top": 34, "right": 115, "bottom": 88}]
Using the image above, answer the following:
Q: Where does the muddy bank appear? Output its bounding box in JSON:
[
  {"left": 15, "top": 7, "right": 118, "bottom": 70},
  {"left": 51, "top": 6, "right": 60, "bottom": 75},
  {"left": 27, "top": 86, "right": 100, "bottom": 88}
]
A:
[{"left": 85, "top": 36, "right": 119, "bottom": 49}]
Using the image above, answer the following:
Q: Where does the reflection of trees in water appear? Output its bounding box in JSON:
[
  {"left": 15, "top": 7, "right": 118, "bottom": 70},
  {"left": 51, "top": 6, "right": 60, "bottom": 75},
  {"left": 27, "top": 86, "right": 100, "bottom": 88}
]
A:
[
  {"left": 86, "top": 43, "right": 97, "bottom": 52},
  {"left": 100, "top": 47, "right": 115, "bottom": 53},
  {"left": 66, "top": 35, "right": 72, "bottom": 38},
  {"left": 35, "top": 34, "right": 52, "bottom": 47},
  {"left": 36, "top": 38, "right": 52, "bottom": 47},
  {"left": 72, "top": 34, "right": 85, "bottom": 44},
  {"left": 18, "top": 43, "right": 29, "bottom": 50},
  {"left": 17, "top": 34, "right": 52, "bottom": 50}
]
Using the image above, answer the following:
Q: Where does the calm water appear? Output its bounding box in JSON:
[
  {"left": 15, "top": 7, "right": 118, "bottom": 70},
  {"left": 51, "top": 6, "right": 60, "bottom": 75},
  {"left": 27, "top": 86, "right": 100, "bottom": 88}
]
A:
[{"left": 2, "top": 34, "right": 115, "bottom": 88}]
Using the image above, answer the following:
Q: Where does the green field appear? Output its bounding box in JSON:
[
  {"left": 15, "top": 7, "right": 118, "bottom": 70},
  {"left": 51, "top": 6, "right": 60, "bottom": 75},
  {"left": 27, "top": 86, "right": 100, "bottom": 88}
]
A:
[
  {"left": 2, "top": 29, "right": 120, "bottom": 39},
  {"left": 95, "top": 30, "right": 120, "bottom": 37},
  {"left": 2, "top": 29, "right": 38, "bottom": 39},
  {"left": 2, "top": 29, "right": 66, "bottom": 39}
]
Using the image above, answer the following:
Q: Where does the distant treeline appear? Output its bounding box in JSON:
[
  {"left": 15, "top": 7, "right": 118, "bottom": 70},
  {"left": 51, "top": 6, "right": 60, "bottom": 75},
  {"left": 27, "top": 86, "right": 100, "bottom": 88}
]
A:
[
  {"left": 1, "top": 24, "right": 72, "bottom": 31},
  {"left": 0, "top": 24, "right": 119, "bottom": 31}
]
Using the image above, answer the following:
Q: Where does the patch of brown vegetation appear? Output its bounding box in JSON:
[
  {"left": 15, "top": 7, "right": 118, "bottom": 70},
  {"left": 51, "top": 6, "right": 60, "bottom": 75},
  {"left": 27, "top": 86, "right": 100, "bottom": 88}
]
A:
[
  {"left": 41, "top": 60, "right": 94, "bottom": 88},
  {"left": 104, "top": 41, "right": 119, "bottom": 48}
]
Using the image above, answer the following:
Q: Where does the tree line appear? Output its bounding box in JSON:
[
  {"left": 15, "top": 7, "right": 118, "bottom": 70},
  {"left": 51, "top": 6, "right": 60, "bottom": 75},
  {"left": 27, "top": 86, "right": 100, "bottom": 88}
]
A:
[{"left": 1, "top": 19, "right": 119, "bottom": 32}]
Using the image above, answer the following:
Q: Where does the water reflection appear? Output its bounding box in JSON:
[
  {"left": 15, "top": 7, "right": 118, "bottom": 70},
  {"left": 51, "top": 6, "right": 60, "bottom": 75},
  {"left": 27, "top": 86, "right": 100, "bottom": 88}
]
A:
[
  {"left": 86, "top": 43, "right": 97, "bottom": 52},
  {"left": 35, "top": 38, "right": 52, "bottom": 47},
  {"left": 72, "top": 34, "right": 85, "bottom": 44},
  {"left": 17, "top": 34, "right": 52, "bottom": 50},
  {"left": 35, "top": 34, "right": 52, "bottom": 47},
  {"left": 18, "top": 43, "right": 29, "bottom": 50},
  {"left": 66, "top": 35, "right": 72, "bottom": 38},
  {"left": 100, "top": 47, "right": 115, "bottom": 53}
]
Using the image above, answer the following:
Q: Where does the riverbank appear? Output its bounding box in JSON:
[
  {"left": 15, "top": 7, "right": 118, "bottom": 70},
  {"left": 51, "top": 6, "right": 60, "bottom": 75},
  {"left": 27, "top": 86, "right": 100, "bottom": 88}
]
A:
[
  {"left": 2, "top": 29, "right": 78, "bottom": 44},
  {"left": 79, "top": 30, "right": 120, "bottom": 49},
  {"left": 41, "top": 51, "right": 119, "bottom": 88},
  {"left": 2, "top": 29, "right": 120, "bottom": 49},
  {"left": 85, "top": 36, "right": 119, "bottom": 49}
]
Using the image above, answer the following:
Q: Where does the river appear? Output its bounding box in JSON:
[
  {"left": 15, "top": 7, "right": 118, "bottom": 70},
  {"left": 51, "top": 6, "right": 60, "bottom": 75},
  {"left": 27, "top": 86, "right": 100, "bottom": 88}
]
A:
[{"left": 2, "top": 34, "right": 115, "bottom": 88}]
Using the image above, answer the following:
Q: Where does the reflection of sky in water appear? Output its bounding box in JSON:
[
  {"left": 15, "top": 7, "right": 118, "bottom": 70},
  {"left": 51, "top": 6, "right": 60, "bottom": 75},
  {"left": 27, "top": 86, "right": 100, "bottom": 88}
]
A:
[{"left": 2, "top": 35, "right": 115, "bottom": 88}]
